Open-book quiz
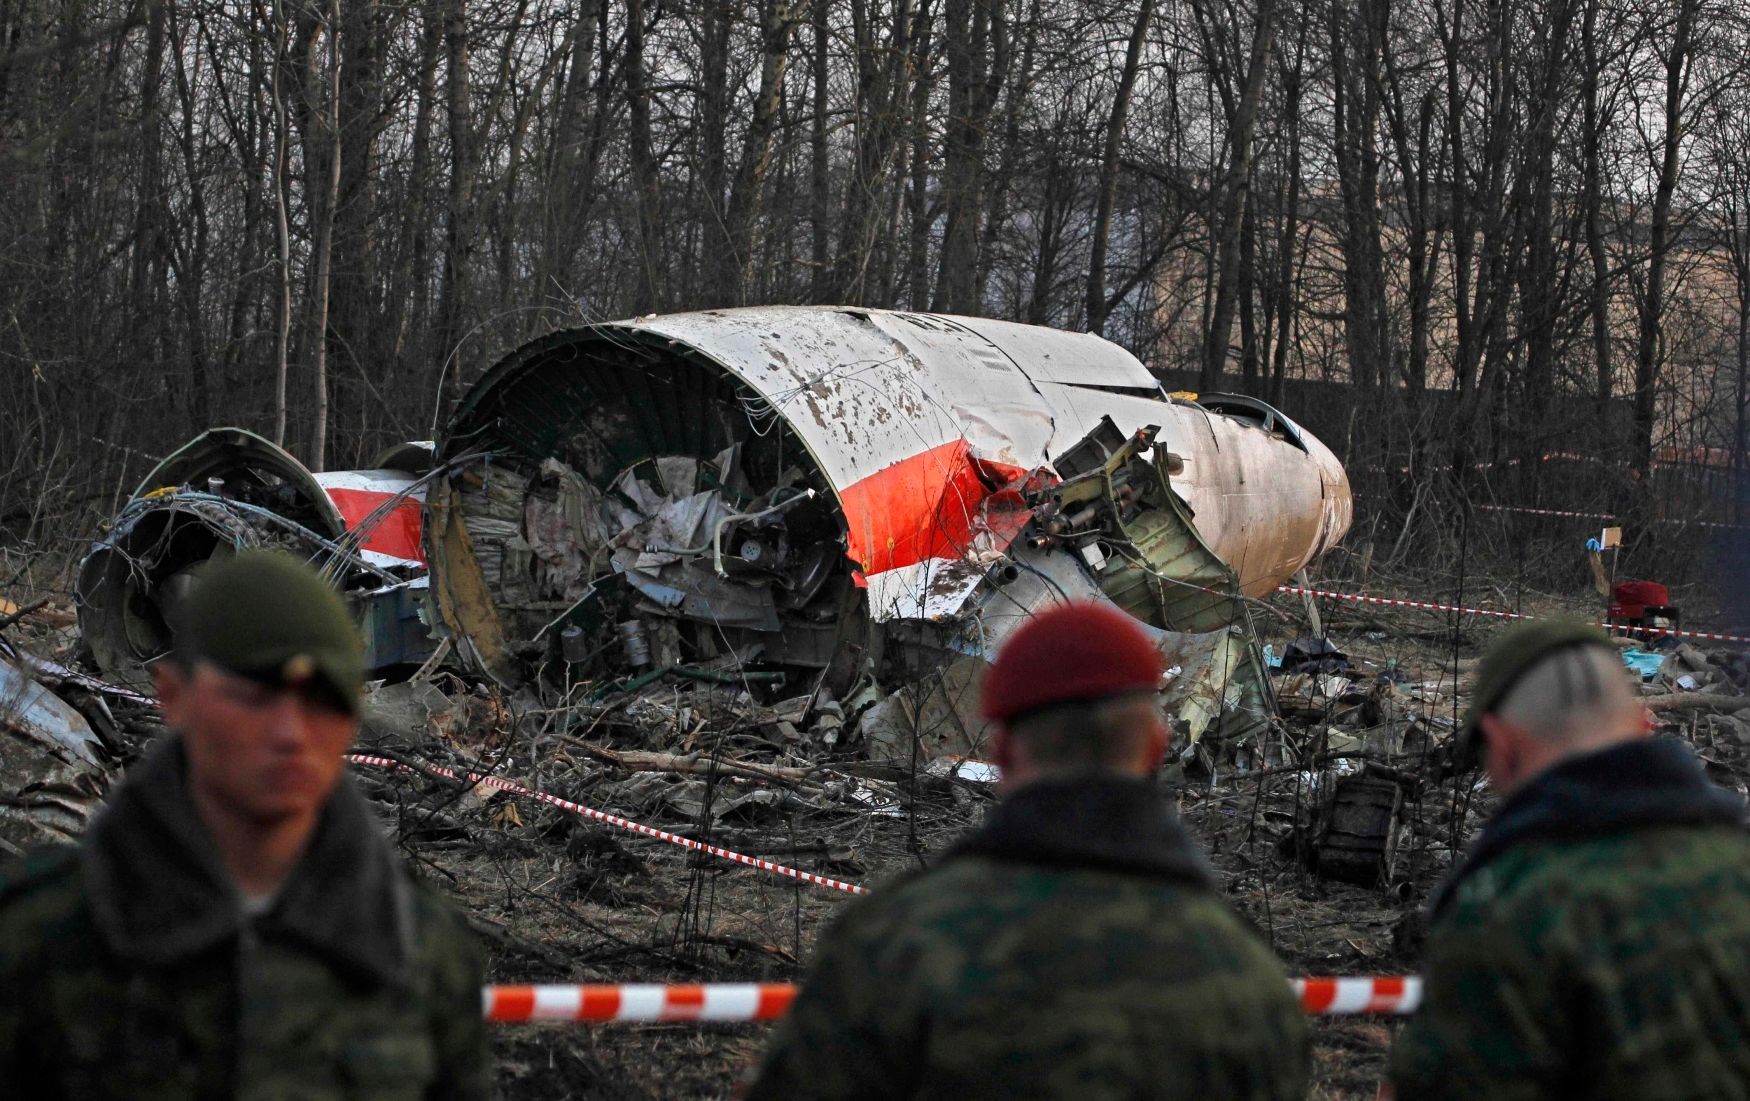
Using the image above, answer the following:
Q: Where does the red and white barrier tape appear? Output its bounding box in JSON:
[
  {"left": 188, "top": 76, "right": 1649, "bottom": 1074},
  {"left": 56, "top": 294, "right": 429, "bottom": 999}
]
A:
[
  {"left": 346, "top": 754, "right": 868, "bottom": 895},
  {"left": 480, "top": 978, "right": 1421, "bottom": 1022},
  {"left": 1280, "top": 585, "right": 1528, "bottom": 623},
  {"left": 1293, "top": 976, "right": 1421, "bottom": 1016},
  {"left": 1279, "top": 586, "right": 1750, "bottom": 645},
  {"left": 1476, "top": 502, "right": 1747, "bottom": 532},
  {"left": 484, "top": 983, "right": 798, "bottom": 1022}
]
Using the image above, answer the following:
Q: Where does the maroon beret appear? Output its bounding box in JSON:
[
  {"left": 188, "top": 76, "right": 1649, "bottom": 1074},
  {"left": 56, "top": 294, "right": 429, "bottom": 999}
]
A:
[{"left": 980, "top": 601, "right": 1165, "bottom": 722}]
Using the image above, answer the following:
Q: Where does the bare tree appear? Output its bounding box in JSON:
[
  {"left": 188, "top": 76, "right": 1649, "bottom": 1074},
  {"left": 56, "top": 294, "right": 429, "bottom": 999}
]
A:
[{"left": 1085, "top": 0, "right": 1154, "bottom": 337}]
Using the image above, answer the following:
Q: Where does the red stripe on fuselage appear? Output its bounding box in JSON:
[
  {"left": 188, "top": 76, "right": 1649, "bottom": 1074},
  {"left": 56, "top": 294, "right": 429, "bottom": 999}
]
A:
[
  {"left": 323, "top": 488, "right": 425, "bottom": 563},
  {"left": 837, "top": 439, "right": 1031, "bottom": 577}
]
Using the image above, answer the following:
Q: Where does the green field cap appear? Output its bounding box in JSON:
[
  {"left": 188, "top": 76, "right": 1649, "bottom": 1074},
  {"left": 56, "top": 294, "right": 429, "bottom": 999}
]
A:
[
  {"left": 1461, "top": 617, "right": 1613, "bottom": 749},
  {"left": 173, "top": 550, "right": 365, "bottom": 714}
]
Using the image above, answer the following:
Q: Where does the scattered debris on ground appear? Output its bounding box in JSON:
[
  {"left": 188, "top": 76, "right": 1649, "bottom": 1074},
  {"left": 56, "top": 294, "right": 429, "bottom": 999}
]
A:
[{"left": 8, "top": 561, "right": 1749, "bottom": 1098}]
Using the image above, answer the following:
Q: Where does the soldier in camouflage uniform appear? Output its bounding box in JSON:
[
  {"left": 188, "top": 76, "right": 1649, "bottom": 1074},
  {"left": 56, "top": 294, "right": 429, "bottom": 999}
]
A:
[
  {"left": 0, "top": 551, "right": 489, "bottom": 1099},
  {"left": 1391, "top": 619, "right": 1750, "bottom": 1099},
  {"left": 745, "top": 601, "right": 1309, "bottom": 1101}
]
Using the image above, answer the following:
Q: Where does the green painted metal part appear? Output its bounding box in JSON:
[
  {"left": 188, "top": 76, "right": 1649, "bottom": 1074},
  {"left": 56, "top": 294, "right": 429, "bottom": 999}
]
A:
[{"left": 1047, "top": 422, "right": 1274, "bottom": 745}]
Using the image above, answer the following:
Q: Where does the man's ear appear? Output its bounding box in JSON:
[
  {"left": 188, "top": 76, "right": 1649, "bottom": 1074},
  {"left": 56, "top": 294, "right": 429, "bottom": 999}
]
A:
[
  {"left": 151, "top": 661, "right": 189, "bottom": 720},
  {"left": 991, "top": 725, "right": 1014, "bottom": 773},
  {"left": 1141, "top": 715, "right": 1169, "bottom": 771},
  {"left": 1477, "top": 713, "right": 1519, "bottom": 788}
]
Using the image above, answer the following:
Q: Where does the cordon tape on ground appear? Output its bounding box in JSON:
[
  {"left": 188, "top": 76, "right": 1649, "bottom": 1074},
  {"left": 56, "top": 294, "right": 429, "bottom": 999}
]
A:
[
  {"left": 345, "top": 754, "right": 868, "bottom": 894},
  {"left": 478, "top": 978, "right": 1422, "bottom": 1021},
  {"left": 1475, "top": 502, "right": 1747, "bottom": 531},
  {"left": 1278, "top": 586, "right": 1750, "bottom": 645},
  {"left": 347, "top": 759, "right": 1423, "bottom": 1020}
]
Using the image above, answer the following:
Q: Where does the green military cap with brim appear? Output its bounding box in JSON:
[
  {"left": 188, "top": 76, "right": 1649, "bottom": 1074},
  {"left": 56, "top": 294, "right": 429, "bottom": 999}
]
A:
[
  {"left": 1460, "top": 617, "right": 1615, "bottom": 753},
  {"left": 171, "top": 549, "right": 366, "bottom": 715}
]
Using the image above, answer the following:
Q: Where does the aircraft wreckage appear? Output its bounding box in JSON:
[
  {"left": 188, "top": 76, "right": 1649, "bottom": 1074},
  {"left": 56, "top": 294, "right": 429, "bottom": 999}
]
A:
[
  {"left": 75, "top": 428, "right": 438, "bottom": 689},
  {"left": 423, "top": 306, "right": 1351, "bottom": 761},
  {"left": 66, "top": 307, "right": 1348, "bottom": 767}
]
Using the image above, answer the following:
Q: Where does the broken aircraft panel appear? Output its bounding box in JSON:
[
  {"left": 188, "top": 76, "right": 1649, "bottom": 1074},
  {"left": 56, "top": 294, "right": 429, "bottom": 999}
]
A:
[
  {"left": 424, "top": 306, "right": 1351, "bottom": 752},
  {"left": 0, "top": 645, "right": 111, "bottom": 852},
  {"left": 75, "top": 428, "right": 438, "bottom": 688}
]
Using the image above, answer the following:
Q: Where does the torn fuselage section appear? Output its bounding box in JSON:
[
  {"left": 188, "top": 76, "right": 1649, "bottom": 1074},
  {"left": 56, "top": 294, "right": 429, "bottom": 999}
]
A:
[
  {"left": 75, "top": 428, "right": 436, "bottom": 688},
  {"left": 427, "top": 308, "right": 1350, "bottom": 762},
  {"left": 881, "top": 415, "right": 1277, "bottom": 762},
  {"left": 425, "top": 329, "right": 855, "bottom": 690},
  {"left": 1023, "top": 417, "right": 1275, "bottom": 746}
]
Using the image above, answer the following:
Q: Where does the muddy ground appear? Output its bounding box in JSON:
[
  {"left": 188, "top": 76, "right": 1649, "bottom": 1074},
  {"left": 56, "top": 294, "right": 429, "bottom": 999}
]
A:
[
  {"left": 340, "top": 575, "right": 1745, "bottom": 1100},
  {"left": 10, "top": 568, "right": 1748, "bottom": 1099}
]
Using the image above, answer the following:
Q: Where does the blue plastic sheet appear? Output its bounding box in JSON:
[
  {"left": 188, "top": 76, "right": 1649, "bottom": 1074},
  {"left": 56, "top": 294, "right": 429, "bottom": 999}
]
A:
[{"left": 1621, "top": 648, "right": 1666, "bottom": 681}]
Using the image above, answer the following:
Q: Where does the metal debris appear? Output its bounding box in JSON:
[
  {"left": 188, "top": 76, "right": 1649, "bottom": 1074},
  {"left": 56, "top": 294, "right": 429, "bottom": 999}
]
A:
[
  {"left": 1312, "top": 770, "right": 1406, "bottom": 887},
  {"left": 75, "top": 428, "right": 440, "bottom": 687},
  {"left": 422, "top": 307, "right": 1352, "bottom": 759},
  {"left": 0, "top": 651, "right": 112, "bottom": 853}
]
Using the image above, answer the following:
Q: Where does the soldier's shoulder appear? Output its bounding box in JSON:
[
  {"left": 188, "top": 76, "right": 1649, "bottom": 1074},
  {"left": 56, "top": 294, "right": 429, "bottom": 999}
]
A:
[
  {"left": 797, "top": 857, "right": 1018, "bottom": 962},
  {"left": 1490, "top": 823, "right": 1750, "bottom": 900},
  {"left": 1442, "top": 823, "right": 1750, "bottom": 947},
  {"left": 0, "top": 844, "right": 82, "bottom": 914},
  {"left": 402, "top": 869, "right": 487, "bottom": 973},
  {"left": 0, "top": 845, "right": 89, "bottom": 973},
  {"left": 816, "top": 860, "right": 951, "bottom": 933},
  {"left": 404, "top": 869, "right": 477, "bottom": 936}
]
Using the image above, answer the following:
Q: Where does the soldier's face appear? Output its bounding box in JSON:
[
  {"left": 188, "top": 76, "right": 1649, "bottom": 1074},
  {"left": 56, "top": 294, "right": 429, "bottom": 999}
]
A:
[{"left": 155, "top": 660, "right": 358, "bottom": 826}]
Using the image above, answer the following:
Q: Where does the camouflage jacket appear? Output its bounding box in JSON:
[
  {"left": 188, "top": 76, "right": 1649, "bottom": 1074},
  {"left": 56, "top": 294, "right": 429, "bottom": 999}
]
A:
[
  {"left": 0, "top": 737, "right": 490, "bottom": 1100},
  {"left": 745, "top": 775, "right": 1310, "bottom": 1101},
  {"left": 1391, "top": 737, "right": 1750, "bottom": 1100}
]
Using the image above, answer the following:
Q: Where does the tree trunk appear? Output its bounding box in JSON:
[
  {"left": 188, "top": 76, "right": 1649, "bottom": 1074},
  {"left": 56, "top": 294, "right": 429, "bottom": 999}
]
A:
[
  {"left": 721, "top": 0, "right": 800, "bottom": 304},
  {"left": 533, "top": 0, "right": 609, "bottom": 313},
  {"left": 328, "top": 0, "right": 386, "bottom": 421},
  {"left": 977, "top": 0, "right": 1041, "bottom": 300},
  {"left": 1324, "top": 0, "right": 1384, "bottom": 398},
  {"left": 1266, "top": 40, "right": 1304, "bottom": 406},
  {"left": 270, "top": 0, "right": 294, "bottom": 447},
  {"left": 698, "top": 0, "right": 733, "bottom": 302},
  {"left": 625, "top": 0, "right": 664, "bottom": 313},
  {"left": 834, "top": 0, "right": 920, "bottom": 304},
  {"left": 167, "top": 3, "right": 212, "bottom": 429},
  {"left": 1581, "top": 0, "right": 1613, "bottom": 437},
  {"left": 1086, "top": 0, "right": 1154, "bottom": 336},
  {"left": 1633, "top": 0, "right": 1698, "bottom": 476},
  {"left": 130, "top": 0, "right": 168, "bottom": 406},
  {"left": 809, "top": 0, "right": 831, "bottom": 301},
  {"left": 1196, "top": 0, "right": 1277, "bottom": 389},
  {"left": 309, "top": 0, "right": 342, "bottom": 471},
  {"left": 903, "top": 2, "right": 935, "bottom": 309},
  {"left": 934, "top": 0, "right": 1005, "bottom": 314},
  {"left": 437, "top": 0, "right": 476, "bottom": 401}
]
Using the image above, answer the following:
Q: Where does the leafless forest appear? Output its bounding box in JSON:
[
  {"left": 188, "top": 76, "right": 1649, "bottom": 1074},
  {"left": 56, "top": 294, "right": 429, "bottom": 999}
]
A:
[{"left": 3, "top": 0, "right": 1750, "bottom": 595}]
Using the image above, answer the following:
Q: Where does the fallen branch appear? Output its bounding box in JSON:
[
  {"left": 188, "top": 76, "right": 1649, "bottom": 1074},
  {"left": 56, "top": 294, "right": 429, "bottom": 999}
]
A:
[
  {"left": 559, "top": 736, "right": 821, "bottom": 786},
  {"left": 0, "top": 596, "right": 51, "bottom": 632},
  {"left": 1645, "top": 693, "right": 1750, "bottom": 714}
]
